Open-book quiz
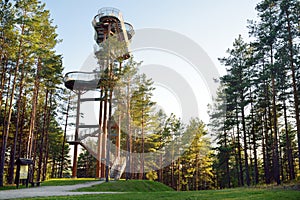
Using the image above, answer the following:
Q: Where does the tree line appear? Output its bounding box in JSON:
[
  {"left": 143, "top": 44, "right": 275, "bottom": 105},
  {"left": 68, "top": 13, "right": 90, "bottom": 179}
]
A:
[
  {"left": 209, "top": 0, "right": 300, "bottom": 188},
  {"left": 0, "top": 0, "right": 214, "bottom": 190},
  {"left": 0, "top": 0, "right": 69, "bottom": 186},
  {"left": 79, "top": 55, "right": 215, "bottom": 190},
  {"left": 2, "top": 0, "right": 298, "bottom": 191}
]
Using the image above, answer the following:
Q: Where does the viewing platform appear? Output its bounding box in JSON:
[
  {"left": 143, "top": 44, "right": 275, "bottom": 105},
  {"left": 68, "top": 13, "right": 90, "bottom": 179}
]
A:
[{"left": 64, "top": 71, "right": 101, "bottom": 91}]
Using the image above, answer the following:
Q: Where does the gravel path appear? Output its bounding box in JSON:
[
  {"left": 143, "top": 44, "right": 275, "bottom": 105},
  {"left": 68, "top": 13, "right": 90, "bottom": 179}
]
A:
[{"left": 0, "top": 181, "right": 119, "bottom": 199}]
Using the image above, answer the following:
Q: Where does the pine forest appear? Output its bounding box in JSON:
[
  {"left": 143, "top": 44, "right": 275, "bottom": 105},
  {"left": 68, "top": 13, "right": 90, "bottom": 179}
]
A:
[{"left": 0, "top": 0, "right": 300, "bottom": 191}]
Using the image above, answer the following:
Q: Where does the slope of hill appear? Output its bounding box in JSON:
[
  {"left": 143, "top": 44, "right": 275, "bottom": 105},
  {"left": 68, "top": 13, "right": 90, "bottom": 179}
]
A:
[{"left": 76, "top": 180, "right": 174, "bottom": 192}]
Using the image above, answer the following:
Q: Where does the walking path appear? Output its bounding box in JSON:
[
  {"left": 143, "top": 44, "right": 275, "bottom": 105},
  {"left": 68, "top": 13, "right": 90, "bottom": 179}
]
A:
[{"left": 0, "top": 181, "right": 119, "bottom": 199}]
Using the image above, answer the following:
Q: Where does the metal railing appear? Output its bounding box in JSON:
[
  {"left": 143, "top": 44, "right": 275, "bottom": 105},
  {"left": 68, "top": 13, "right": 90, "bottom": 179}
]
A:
[
  {"left": 125, "top": 22, "right": 135, "bottom": 40},
  {"left": 64, "top": 71, "right": 101, "bottom": 82},
  {"left": 97, "top": 7, "right": 121, "bottom": 18},
  {"left": 92, "top": 7, "right": 123, "bottom": 27}
]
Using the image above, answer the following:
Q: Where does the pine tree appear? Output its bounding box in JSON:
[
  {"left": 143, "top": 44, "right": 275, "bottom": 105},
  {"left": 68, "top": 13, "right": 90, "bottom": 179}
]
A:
[
  {"left": 277, "top": 0, "right": 300, "bottom": 169},
  {"left": 77, "top": 149, "right": 97, "bottom": 178},
  {"left": 130, "top": 74, "right": 155, "bottom": 179},
  {"left": 0, "top": 0, "right": 64, "bottom": 186},
  {"left": 219, "top": 35, "right": 252, "bottom": 186}
]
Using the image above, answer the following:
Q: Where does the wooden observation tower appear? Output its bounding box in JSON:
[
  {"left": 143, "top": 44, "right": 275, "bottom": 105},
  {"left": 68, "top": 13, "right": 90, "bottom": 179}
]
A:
[{"left": 64, "top": 7, "right": 134, "bottom": 180}]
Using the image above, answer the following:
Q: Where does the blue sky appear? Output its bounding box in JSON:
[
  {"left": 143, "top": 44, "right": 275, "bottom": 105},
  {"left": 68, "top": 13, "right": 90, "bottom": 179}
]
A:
[
  {"left": 43, "top": 0, "right": 261, "bottom": 123},
  {"left": 44, "top": 0, "right": 260, "bottom": 73}
]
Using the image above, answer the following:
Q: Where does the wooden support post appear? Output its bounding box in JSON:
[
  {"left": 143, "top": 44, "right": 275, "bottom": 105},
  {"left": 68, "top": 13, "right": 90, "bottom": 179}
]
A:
[{"left": 72, "top": 92, "right": 81, "bottom": 178}]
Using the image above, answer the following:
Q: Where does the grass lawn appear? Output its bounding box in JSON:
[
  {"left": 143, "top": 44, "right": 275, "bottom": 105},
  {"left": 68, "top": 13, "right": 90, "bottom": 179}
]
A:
[
  {"left": 0, "top": 184, "right": 27, "bottom": 190},
  {"left": 0, "top": 178, "right": 98, "bottom": 190},
  {"left": 41, "top": 178, "right": 99, "bottom": 186},
  {"left": 18, "top": 179, "right": 300, "bottom": 200},
  {"left": 75, "top": 180, "right": 173, "bottom": 192},
  {"left": 23, "top": 188, "right": 300, "bottom": 200}
]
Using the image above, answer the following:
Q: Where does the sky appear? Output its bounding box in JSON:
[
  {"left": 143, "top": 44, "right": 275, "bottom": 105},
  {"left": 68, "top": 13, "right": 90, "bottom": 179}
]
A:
[{"left": 43, "top": 0, "right": 261, "bottom": 124}]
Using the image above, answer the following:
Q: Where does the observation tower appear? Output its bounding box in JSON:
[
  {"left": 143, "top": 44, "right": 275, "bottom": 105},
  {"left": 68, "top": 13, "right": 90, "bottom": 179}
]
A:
[{"left": 64, "top": 7, "right": 134, "bottom": 180}]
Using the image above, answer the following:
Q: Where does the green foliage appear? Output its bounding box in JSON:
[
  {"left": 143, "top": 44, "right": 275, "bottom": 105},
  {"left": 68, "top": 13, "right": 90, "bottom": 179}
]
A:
[
  {"left": 146, "top": 171, "right": 158, "bottom": 181},
  {"left": 210, "top": 0, "right": 300, "bottom": 188},
  {"left": 0, "top": 0, "right": 68, "bottom": 186},
  {"left": 77, "top": 149, "right": 97, "bottom": 178},
  {"left": 94, "top": 34, "right": 128, "bottom": 64}
]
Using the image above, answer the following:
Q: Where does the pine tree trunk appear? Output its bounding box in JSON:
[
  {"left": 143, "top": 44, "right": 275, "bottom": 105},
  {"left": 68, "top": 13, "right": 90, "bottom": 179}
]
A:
[
  {"left": 241, "top": 104, "right": 250, "bottom": 186},
  {"left": 61, "top": 95, "right": 70, "bottom": 178},
  {"left": 235, "top": 102, "right": 244, "bottom": 186},
  {"left": 279, "top": 144, "right": 284, "bottom": 182},
  {"left": 171, "top": 147, "right": 175, "bottom": 189},
  {"left": 267, "top": 101, "right": 275, "bottom": 185},
  {"left": 141, "top": 109, "right": 145, "bottom": 180},
  {"left": 252, "top": 129, "right": 259, "bottom": 184},
  {"left": 250, "top": 88, "right": 259, "bottom": 184},
  {"left": 262, "top": 64, "right": 272, "bottom": 184},
  {"left": 42, "top": 125, "right": 50, "bottom": 181},
  {"left": 284, "top": 8, "right": 300, "bottom": 170},
  {"left": 72, "top": 92, "right": 81, "bottom": 178},
  {"left": 0, "top": 36, "right": 23, "bottom": 186},
  {"left": 37, "top": 89, "right": 49, "bottom": 182},
  {"left": 0, "top": 57, "right": 8, "bottom": 110},
  {"left": 270, "top": 46, "right": 281, "bottom": 185},
  {"left": 261, "top": 113, "right": 269, "bottom": 184},
  {"left": 177, "top": 158, "right": 181, "bottom": 191},
  {"left": 224, "top": 130, "right": 231, "bottom": 188},
  {"left": 7, "top": 67, "right": 26, "bottom": 184},
  {"left": 283, "top": 100, "right": 295, "bottom": 180},
  {"left": 125, "top": 78, "right": 132, "bottom": 180},
  {"left": 105, "top": 87, "right": 113, "bottom": 182},
  {"left": 18, "top": 92, "right": 27, "bottom": 158},
  {"left": 27, "top": 59, "right": 41, "bottom": 158},
  {"left": 101, "top": 90, "right": 107, "bottom": 179},
  {"left": 234, "top": 138, "right": 241, "bottom": 186}
]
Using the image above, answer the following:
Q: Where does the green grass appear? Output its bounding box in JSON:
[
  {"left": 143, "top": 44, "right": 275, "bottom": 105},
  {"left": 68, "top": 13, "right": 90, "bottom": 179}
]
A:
[
  {"left": 0, "top": 184, "right": 27, "bottom": 190},
  {"left": 9, "top": 179, "right": 300, "bottom": 200},
  {"left": 23, "top": 187, "right": 300, "bottom": 200},
  {"left": 41, "top": 178, "right": 98, "bottom": 186},
  {"left": 0, "top": 178, "right": 98, "bottom": 190},
  {"left": 75, "top": 180, "right": 174, "bottom": 192}
]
